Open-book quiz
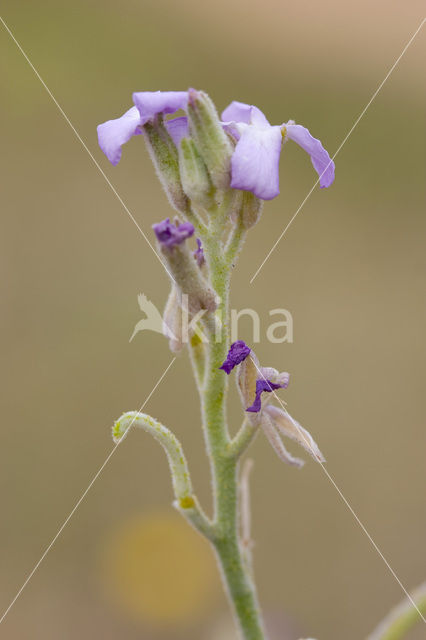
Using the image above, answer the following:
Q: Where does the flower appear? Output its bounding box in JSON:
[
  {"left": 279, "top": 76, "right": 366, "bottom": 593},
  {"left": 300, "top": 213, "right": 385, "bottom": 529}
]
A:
[
  {"left": 221, "top": 101, "right": 335, "bottom": 200},
  {"left": 219, "top": 340, "right": 251, "bottom": 374},
  {"left": 220, "top": 342, "right": 289, "bottom": 410},
  {"left": 97, "top": 91, "right": 189, "bottom": 165},
  {"left": 153, "top": 218, "right": 194, "bottom": 248},
  {"left": 220, "top": 342, "right": 323, "bottom": 466}
]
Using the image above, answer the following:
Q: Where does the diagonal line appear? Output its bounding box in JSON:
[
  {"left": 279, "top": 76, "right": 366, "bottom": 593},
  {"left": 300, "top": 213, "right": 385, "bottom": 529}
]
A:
[
  {"left": 250, "top": 357, "right": 426, "bottom": 623},
  {"left": 0, "top": 357, "right": 176, "bottom": 625},
  {"left": 249, "top": 17, "right": 426, "bottom": 284},
  {"left": 0, "top": 15, "right": 175, "bottom": 284}
]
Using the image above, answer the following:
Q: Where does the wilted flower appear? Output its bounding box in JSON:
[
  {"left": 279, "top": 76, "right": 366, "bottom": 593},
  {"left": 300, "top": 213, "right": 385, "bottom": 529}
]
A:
[
  {"left": 152, "top": 218, "right": 194, "bottom": 248},
  {"left": 219, "top": 340, "right": 251, "bottom": 374},
  {"left": 246, "top": 377, "right": 289, "bottom": 413},
  {"left": 220, "top": 341, "right": 324, "bottom": 466}
]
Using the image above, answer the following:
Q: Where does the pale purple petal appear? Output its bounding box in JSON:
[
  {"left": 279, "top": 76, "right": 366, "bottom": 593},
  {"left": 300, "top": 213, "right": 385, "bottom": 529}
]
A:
[
  {"left": 221, "top": 101, "right": 270, "bottom": 128},
  {"left": 285, "top": 123, "right": 335, "bottom": 188},
  {"left": 165, "top": 116, "right": 189, "bottom": 146},
  {"left": 132, "top": 91, "right": 188, "bottom": 125},
  {"left": 230, "top": 125, "right": 282, "bottom": 200},
  {"left": 221, "top": 101, "right": 252, "bottom": 124},
  {"left": 97, "top": 106, "right": 142, "bottom": 166}
]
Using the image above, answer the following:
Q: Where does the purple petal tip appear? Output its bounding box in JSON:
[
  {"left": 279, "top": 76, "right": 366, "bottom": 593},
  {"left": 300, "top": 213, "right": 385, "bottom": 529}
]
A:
[
  {"left": 219, "top": 340, "right": 250, "bottom": 374},
  {"left": 246, "top": 378, "right": 287, "bottom": 413},
  {"left": 153, "top": 218, "right": 194, "bottom": 248}
]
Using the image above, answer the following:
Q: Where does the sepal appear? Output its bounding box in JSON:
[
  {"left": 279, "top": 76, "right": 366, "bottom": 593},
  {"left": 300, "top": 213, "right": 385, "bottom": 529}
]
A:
[
  {"left": 144, "top": 117, "right": 188, "bottom": 213},
  {"left": 187, "top": 89, "right": 233, "bottom": 190},
  {"left": 178, "top": 138, "right": 214, "bottom": 209}
]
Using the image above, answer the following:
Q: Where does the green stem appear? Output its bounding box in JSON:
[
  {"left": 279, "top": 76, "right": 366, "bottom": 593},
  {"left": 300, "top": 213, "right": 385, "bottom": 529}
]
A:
[
  {"left": 227, "top": 417, "right": 260, "bottom": 460},
  {"left": 367, "top": 582, "right": 426, "bottom": 640},
  {"left": 198, "top": 231, "right": 267, "bottom": 639}
]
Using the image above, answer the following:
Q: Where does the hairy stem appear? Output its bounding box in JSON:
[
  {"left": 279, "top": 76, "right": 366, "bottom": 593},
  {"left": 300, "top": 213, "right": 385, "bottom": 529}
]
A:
[
  {"left": 227, "top": 418, "right": 260, "bottom": 460},
  {"left": 113, "top": 411, "right": 214, "bottom": 539},
  {"left": 198, "top": 227, "right": 267, "bottom": 639}
]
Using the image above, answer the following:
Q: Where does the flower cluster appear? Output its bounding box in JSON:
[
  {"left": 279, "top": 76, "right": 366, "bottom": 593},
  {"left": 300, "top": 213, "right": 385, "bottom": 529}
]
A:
[{"left": 98, "top": 89, "right": 334, "bottom": 202}]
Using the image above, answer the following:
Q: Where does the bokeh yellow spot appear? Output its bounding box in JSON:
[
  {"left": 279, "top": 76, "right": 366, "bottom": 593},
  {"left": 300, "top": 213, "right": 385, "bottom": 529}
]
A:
[{"left": 100, "top": 510, "right": 219, "bottom": 627}]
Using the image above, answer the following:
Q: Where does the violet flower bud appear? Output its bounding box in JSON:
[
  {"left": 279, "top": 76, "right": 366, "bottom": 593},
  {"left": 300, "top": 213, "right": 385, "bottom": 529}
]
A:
[{"left": 187, "top": 89, "right": 233, "bottom": 190}]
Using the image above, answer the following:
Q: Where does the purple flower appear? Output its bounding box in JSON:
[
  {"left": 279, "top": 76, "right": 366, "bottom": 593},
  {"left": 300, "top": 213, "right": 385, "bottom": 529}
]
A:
[
  {"left": 193, "top": 239, "right": 205, "bottom": 267},
  {"left": 153, "top": 218, "right": 194, "bottom": 248},
  {"left": 97, "top": 91, "right": 189, "bottom": 165},
  {"left": 221, "top": 101, "right": 335, "bottom": 200},
  {"left": 246, "top": 376, "right": 289, "bottom": 413},
  {"left": 219, "top": 340, "right": 250, "bottom": 374}
]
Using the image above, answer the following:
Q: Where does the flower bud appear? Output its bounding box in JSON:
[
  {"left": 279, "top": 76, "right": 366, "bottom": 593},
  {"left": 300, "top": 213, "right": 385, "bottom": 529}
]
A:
[
  {"left": 178, "top": 137, "right": 215, "bottom": 209},
  {"left": 187, "top": 89, "right": 233, "bottom": 190},
  {"left": 144, "top": 117, "right": 188, "bottom": 213}
]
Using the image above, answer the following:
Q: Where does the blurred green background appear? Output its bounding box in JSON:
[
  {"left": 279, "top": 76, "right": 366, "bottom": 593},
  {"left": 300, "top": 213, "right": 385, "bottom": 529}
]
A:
[{"left": 1, "top": 1, "right": 425, "bottom": 638}]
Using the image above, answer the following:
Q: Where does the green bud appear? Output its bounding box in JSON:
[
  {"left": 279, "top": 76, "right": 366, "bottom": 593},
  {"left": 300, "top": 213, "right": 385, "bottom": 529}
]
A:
[
  {"left": 178, "top": 137, "right": 214, "bottom": 209},
  {"left": 187, "top": 89, "right": 233, "bottom": 190},
  {"left": 144, "top": 117, "right": 188, "bottom": 213}
]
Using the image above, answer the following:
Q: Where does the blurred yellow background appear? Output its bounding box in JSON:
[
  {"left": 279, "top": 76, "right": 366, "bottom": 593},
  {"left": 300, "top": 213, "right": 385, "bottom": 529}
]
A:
[{"left": 0, "top": 1, "right": 425, "bottom": 638}]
